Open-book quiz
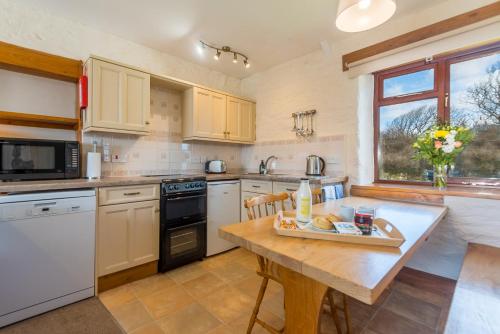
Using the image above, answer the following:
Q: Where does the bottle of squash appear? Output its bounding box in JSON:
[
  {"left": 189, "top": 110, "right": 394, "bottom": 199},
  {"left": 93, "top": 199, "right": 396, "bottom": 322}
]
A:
[{"left": 296, "top": 178, "right": 312, "bottom": 223}]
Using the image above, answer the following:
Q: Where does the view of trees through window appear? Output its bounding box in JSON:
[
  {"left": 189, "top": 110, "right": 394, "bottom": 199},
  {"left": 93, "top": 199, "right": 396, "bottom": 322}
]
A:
[{"left": 375, "top": 44, "right": 500, "bottom": 184}]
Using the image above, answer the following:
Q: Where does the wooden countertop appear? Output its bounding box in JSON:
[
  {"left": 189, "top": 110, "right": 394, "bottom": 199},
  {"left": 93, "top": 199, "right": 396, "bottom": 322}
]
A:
[
  {"left": 0, "top": 174, "right": 347, "bottom": 194},
  {"left": 351, "top": 183, "right": 500, "bottom": 203},
  {"left": 219, "top": 196, "right": 448, "bottom": 305}
]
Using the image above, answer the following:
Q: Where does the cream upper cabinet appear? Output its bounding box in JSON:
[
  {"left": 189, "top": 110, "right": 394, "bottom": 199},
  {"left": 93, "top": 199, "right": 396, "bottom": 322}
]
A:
[
  {"left": 190, "top": 87, "right": 226, "bottom": 139},
  {"left": 84, "top": 58, "right": 150, "bottom": 135},
  {"left": 227, "top": 96, "right": 255, "bottom": 142},
  {"left": 183, "top": 86, "right": 255, "bottom": 143}
]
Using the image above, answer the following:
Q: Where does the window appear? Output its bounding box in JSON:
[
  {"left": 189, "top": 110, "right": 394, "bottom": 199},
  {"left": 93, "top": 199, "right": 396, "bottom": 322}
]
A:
[{"left": 374, "top": 42, "right": 500, "bottom": 185}]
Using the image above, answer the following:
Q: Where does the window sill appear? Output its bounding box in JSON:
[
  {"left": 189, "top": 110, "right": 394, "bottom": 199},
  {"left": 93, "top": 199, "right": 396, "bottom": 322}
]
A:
[{"left": 351, "top": 183, "right": 500, "bottom": 204}]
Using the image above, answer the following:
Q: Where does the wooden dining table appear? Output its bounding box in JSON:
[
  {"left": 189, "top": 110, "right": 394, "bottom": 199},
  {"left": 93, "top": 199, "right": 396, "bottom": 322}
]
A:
[{"left": 219, "top": 196, "right": 448, "bottom": 334}]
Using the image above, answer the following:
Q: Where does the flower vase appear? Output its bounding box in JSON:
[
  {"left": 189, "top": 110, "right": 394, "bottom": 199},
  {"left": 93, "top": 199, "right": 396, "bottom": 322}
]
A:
[{"left": 433, "top": 164, "right": 448, "bottom": 190}]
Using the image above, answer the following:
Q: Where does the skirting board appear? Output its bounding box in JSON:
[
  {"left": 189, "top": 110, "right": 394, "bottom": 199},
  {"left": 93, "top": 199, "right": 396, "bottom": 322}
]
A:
[{"left": 98, "top": 261, "right": 158, "bottom": 293}]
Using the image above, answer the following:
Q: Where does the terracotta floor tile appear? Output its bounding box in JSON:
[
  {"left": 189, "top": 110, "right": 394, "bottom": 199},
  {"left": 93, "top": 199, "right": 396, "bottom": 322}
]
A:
[
  {"left": 129, "top": 322, "right": 165, "bottom": 334},
  {"left": 367, "top": 309, "right": 434, "bottom": 334},
  {"left": 199, "top": 286, "right": 256, "bottom": 323},
  {"left": 232, "top": 274, "right": 282, "bottom": 300},
  {"left": 206, "top": 324, "right": 235, "bottom": 334},
  {"left": 109, "top": 300, "right": 153, "bottom": 332},
  {"left": 157, "top": 303, "right": 221, "bottom": 334},
  {"left": 384, "top": 290, "right": 441, "bottom": 329},
  {"left": 395, "top": 267, "right": 456, "bottom": 299},
  {"left": 182, "top": 272, "right": 227, "bottom": 299},
  {"left": 228, "top": 308, "right": 284, "bottom": 334},
  {"left": 208, "top": 261, "right": 255, "bottom": 284},
  {"left": 166, "top": 262, "right": 208, "bottom": 284},
  {"left": 99, "top": 285, "right": 137, "bottom": 309},
  {"left": 131, "top": 274, "right": 176, "bottom": 298},
  {"left": 261, "top": 289, "right": 285, "bottom": 320},
  {"left": 140, "top": 285, "right": 194, "bottom": 319},
  {"left": 392, "top": 280, "right": 449, "bottom": 308}
]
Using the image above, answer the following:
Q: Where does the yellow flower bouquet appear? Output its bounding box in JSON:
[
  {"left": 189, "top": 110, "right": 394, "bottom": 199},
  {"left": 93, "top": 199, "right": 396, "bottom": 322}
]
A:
[{"left": 413, "top": 125, "right": 474, "bottom": 189}]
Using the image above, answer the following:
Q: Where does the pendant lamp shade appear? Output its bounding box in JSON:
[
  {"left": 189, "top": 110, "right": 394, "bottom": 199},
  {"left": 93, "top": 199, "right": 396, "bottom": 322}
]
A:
[{"left": 336, "top": 0, "right": 396, "bottom": 32}]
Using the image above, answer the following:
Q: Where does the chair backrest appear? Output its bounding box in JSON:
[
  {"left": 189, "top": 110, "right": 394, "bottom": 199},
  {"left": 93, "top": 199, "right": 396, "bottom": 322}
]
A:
[
  {"left": 244, "top": 192, "right": 290, "bottom": 220},
  {"left": 290, "top": 187, "right": 323, "bottom": 209}
]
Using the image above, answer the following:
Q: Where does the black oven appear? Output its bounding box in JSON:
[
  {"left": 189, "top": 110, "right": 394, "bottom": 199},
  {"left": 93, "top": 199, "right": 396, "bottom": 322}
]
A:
[
  {"left": 0, "top": 138, "right": 80, "bottom": 181},
  {"left": 157, "top": 176, "right": 207, "bottom": 272}
]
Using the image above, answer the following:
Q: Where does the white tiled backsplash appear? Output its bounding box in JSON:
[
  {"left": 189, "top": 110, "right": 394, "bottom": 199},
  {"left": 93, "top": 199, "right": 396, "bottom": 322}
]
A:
[
  {"left": 82, "top": 85, "right": 242, "bottom": 177},
  {"left": 241, "top": 135, "right": 346, "bottom": 176}
]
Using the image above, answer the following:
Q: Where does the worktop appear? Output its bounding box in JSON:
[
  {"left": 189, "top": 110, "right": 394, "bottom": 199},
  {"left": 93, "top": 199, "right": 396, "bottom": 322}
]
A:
[{"left": 0, "top": 173, "right": 347, "bottom": 194}]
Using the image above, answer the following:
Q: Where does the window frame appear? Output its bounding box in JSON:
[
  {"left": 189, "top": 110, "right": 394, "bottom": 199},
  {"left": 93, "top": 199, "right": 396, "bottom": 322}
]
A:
[{"left": 373, "top": 41, "right": 500, "bottom": 186}]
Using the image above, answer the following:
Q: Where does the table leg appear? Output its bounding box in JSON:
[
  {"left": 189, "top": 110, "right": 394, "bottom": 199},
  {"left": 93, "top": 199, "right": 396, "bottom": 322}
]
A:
[{"left": 278, "top": 264, "right": 329, "bottom": 334}]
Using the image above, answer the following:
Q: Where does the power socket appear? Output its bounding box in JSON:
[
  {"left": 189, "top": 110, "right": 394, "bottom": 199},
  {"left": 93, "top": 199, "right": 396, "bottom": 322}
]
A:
[{"left": 111, "top": 153, "right": 128, "bottom": 163}]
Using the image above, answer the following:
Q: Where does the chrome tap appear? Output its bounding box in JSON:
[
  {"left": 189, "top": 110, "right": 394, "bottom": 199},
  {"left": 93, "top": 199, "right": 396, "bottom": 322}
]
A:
[{"left": 262, "top": 155, "right": 278, "bottom": 175}]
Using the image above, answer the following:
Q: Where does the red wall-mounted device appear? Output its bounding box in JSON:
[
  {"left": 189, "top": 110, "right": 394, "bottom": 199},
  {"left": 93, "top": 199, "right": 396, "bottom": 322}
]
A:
[{"left": 79, "top": 75, "right": 88, "bottom": 109}]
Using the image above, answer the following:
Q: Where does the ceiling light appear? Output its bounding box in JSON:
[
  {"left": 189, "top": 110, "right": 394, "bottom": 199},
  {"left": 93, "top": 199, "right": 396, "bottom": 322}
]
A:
[
  {"left": 336, "top": 0, "right": 396, "bottom": 32},
  {"left": 214, "top": 49, "right": 221, "bottom": 60},
  {"left": 200, "top": 41, "right": 250, "bottom": 68}
]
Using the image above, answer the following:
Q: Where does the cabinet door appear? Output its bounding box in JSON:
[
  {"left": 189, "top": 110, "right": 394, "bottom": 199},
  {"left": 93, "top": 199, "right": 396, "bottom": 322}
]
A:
[
  {"left": 193, "top": 87, "right": 226, "bottom": 139},
  {"left": 98, "top": 203, "right": 131, "bottom": 276},
  {"left": 98, "top": 200, "right": 159, "bottom": 276},
  {"left": 91, "top": 59, "right": 123, "bottom": 129},
  {"left": 89, "top": 59, "right": 150, "bottom": 134},
  {"left": 121, "top": 67, "right": 150, "bottom": 132},
  {"left": 226, "top": 97, "right": 256, "bottom": 143},
  {"left": 129, "top": 200, "right": 159, "bottom": 266}
]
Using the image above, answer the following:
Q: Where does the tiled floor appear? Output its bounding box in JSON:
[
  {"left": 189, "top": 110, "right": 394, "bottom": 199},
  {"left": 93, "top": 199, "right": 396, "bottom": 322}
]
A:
[{"left": 99, "top": 248, "right": 456, "bottom": 334}]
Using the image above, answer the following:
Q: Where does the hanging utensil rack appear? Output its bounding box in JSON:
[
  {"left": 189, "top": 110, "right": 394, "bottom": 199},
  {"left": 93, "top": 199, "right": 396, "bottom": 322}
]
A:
[{"left": 291, "top": 109, "right": 316, "bottom": 137}]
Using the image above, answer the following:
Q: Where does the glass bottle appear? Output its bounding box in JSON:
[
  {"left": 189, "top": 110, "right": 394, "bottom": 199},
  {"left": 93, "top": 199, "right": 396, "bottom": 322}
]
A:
[{"left": 296, "top": 178, "right": 312, "bottom": 223}]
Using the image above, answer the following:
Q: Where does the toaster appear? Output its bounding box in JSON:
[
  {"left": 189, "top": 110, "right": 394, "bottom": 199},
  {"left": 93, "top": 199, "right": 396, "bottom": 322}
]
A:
[{"left": 205, "top": 160, "right": 227, "bottom": 174}]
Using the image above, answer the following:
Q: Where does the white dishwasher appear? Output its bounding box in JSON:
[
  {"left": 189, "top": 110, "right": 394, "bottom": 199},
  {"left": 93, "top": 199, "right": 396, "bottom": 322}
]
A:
[
  {"left": 0, "top": 190, "right": 96, "bottom": 328},
  {"left": 207, "top": 180, "right": 240, "bottom": 256}
]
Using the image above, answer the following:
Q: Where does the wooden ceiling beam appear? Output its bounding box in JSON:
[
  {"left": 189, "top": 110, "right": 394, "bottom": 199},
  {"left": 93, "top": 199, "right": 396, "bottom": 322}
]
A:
[{"left": 342, "top": 2, "right": 500, "bottom": 71}]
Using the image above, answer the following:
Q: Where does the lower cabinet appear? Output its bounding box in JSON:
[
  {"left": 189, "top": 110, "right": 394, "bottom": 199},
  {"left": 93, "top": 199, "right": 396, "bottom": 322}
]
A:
[{"left": 98, "top": 198, "right": 159, "bottom": 276}]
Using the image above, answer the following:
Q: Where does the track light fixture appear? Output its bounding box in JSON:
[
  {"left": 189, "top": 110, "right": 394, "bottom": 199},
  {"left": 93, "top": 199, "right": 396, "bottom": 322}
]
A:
[
  {"left": 200, "top": 41, "right": 250, "bottom": 69},
  {"left": 214, "top": 49, "right": 221, "bottom": 60}
]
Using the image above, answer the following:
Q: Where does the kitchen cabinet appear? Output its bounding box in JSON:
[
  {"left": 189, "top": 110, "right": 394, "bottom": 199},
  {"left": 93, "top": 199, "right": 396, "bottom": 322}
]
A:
[
  {"left": 83, "top": 58, "right": 151, "bottom": 135},
  {"left": 183, "top": 86, "right": 255, "bottom": 143},
  {"left": 226, "top": 96, "right": 256, "bottom": 142},
  {"left": 207, "top": 181, "right": 240, "bottom": 256},
  {"left": 97, "top": 185, "right": 160, "bottom": 276}
]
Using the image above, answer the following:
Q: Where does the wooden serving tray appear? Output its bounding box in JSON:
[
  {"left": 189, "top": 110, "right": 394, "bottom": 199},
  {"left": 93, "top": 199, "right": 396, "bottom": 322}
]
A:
[{"left": 273, "top": 211, "right": 405, "bottom": 247}]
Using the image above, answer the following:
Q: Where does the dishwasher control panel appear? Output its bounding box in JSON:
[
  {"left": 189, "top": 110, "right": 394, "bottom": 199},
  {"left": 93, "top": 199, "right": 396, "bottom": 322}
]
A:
[{"left": 0, "top": 194, "right": 96, "bottom": 222}]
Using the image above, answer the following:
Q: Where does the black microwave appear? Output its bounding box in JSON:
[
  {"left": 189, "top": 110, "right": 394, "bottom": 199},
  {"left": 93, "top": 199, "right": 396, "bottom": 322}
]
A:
[{"left": 0, "top": 138, "right": 80, "bottom": 181}]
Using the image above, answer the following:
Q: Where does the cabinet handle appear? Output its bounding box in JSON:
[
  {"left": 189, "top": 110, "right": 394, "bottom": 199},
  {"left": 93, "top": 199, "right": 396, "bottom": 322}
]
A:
[
  {"left": 123, "top": 192, "right": 141, "bottom": 196},
  {"left": 286, "top": 188, "right": 296, "bottom": 192},
  {"left": 251, "top": 185, "right": 261, "bottom": 188},
  {"left": 155, "top": 209, "right": 160, "bottom": 213},
  {"left": 145, "top": 121, "right": 150, "bottom": 125}
]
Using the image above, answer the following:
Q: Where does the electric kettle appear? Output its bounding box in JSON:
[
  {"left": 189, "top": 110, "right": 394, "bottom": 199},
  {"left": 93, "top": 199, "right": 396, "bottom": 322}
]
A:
[{"left": 305, "top": 155, "right": 325, "bottom": 176}]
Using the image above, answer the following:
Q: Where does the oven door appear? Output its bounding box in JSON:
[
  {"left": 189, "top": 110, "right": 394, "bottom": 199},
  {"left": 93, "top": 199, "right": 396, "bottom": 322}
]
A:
[
  {"left": 159, "top": 220, "right": 206, "bottom": 272},
  {"left": 0, "top": 139, "right": 66, "bottom": 180},
  {"left": 163, "top": 190, "right": 206, "bottom": 225}
]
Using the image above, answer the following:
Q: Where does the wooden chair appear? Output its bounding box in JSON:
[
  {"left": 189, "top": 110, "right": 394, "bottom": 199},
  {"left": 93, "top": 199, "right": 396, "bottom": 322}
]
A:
[
  {"left": 244, "top": 192, "right": 289, "bottom": 334},
  {"left": 290, "top": 187, "right": 323, "bottom": 209},
  {"left": 290, "top": 187, "right": 353, "bottom": 334}
]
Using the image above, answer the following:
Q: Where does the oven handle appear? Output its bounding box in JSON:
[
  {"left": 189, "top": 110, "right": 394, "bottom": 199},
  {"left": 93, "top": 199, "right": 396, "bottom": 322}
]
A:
[
  {"left": 168, "top": 220, "right": 206, "bottom": 232},
  {"left": 166, "top": 194, "right": 206, "bottom": 201}
]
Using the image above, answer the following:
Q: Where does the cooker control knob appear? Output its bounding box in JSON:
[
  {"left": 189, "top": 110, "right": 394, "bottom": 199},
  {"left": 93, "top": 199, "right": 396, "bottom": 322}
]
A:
[{"left": 174, "top": 185, "right": 179, "bottom": 191}]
